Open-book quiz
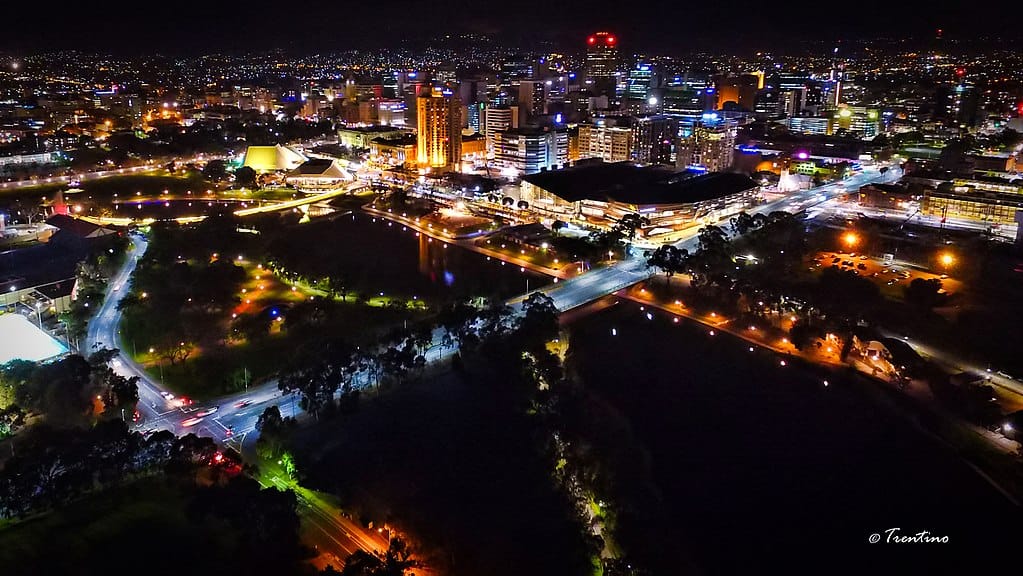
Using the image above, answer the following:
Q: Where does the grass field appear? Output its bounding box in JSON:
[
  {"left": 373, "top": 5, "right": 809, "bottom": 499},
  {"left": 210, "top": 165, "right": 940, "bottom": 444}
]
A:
[{"left": 126, "top": 260, "right": 423, "bottom": 400}]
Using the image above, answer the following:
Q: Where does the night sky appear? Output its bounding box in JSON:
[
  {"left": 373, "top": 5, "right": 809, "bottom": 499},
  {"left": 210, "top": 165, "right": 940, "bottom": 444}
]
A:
[{"left": 5, "top": 0, "right": 1020, "bottom": 53}]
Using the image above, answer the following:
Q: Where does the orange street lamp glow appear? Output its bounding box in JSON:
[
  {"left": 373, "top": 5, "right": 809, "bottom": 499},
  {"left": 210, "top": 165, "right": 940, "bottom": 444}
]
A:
[
  {"left": 940, "top": 252, "right": 955, "bottom": 267},
  {"left": 842, "top": 232, "right": 859, "bottom": 248}
]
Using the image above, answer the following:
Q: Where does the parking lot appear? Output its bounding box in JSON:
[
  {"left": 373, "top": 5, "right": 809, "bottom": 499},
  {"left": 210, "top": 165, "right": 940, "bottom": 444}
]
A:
[{"left": 809, "top": 251, "right": 962, "bottom": 297}]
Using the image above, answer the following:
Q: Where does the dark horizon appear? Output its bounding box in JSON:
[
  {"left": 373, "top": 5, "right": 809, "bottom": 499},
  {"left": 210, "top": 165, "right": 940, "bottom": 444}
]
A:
[{"left": 4, "top": 0, "right": 1022, "bottom": 56}]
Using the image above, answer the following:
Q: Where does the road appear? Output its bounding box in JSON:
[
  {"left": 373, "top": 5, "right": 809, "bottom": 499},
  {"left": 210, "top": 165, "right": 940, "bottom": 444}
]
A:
[
  {"left": 0, "top": 164, "right": 161, "bottom": 192},
  {"left": 84, "top": 237, "right": 300, "bottom": 440}
]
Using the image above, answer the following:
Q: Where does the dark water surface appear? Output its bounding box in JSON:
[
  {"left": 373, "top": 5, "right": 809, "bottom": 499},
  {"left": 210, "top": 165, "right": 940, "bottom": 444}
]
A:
[
  {"left": 567, "top": 301, "right": 1016, "bottom": 575},
  {"left": 272, "top": 211, "right": 549, "bottom": 303}
]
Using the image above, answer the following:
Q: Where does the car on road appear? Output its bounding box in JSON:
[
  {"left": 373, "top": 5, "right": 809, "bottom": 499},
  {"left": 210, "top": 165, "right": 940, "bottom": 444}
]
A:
[
  {"left": 181, "top": 417, "right": 204, "bottom": 427},
  {"left": 234, "top": 399, "right": 253, "bottom": 409},
  {"left": 195, "top": 407, "right": 219, "bottom": 418}
]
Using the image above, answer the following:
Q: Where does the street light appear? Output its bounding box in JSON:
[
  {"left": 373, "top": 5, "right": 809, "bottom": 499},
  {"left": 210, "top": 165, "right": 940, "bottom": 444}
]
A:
[
  {"left": 842, "top": 231, "right": 859, "bottom": 249},
  {"left": 939, "top": 252, "right": 955, "bottom": 268}
]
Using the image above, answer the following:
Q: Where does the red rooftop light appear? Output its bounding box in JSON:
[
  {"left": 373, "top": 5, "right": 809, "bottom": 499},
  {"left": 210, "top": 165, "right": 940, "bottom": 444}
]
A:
[
  {"left": 607, "top": 36, "right": 616, "bottom": 44},
  {"left": 588, "top": 36, "right": 596, "bottom": 45}
]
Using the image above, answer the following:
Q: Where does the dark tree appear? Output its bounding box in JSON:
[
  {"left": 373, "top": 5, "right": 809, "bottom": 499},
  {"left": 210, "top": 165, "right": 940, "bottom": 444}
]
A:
[
  {"left": 551, "top": 220, "right": 567, "bottom": 236},
  {"left": 646, "top": 244, "right": 686, "bottom": 284},
  {"left": 235, "top": 166, "right": 257, "bottom": 188},
  {"left": 202, "top": 159, "right": 229, "bottom": 181}
]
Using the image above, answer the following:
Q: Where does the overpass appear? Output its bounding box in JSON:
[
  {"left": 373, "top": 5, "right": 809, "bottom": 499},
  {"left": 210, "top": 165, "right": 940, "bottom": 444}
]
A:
[{"left": 232, "top": 183, "right": 368, "bottom": 216}]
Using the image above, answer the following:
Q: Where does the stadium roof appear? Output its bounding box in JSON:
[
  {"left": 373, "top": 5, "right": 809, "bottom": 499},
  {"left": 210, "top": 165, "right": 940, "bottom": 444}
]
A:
[
  {"left": 0, "top": 313, "right": 68, "bottom": 364},
  {"left": 241, "top": 145, "right": 307, "bottom": 172},
  {"left": 522, "top": 161, "right": 758, "bottom": 205}
]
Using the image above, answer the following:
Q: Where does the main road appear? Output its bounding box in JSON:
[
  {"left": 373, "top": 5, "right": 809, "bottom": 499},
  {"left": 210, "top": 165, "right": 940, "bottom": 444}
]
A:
[{"left": 85, "top": 236, "right": 299, "bottom": 441}]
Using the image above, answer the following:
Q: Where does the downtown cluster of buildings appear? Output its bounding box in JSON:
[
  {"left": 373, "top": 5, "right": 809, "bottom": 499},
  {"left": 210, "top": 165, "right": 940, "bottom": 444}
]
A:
[{"left": 2, "top": 35, "right": 1023, "bottom": 237}]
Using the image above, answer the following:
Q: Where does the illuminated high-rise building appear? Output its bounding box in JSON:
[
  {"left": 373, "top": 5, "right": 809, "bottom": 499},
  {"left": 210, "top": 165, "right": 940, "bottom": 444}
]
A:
[
  {"left": 417, "top": 86, "right": 462, "bottom": 171},
  {"left": 484, "top": 105, "right": 520, "bottom": 155},
  {"left": 493, "top": 127, "right": 568, "bottom": 175},
  {"left": 831, "top": 105, "right": 880, "bottom": 138},
  {"left": 578, "top": 117, "right": 633, "bottom": 162},
  {"left": 624, "top": 62, "right": 658, "bottom": 114},
  {"left": 517, "top": 80, "right": 547, "bottom": 120},
  {"left": 631, "top": 115, "right": 677, "bottom": 165},
  {"left": 714, "top": 74, "right": 760, "bottom": 111},
  {"left": 585, "top": 32, "right": 619, "bottom": 102},
  {"left": 676, "top": 115, "right": 736, "bottom": 172}
]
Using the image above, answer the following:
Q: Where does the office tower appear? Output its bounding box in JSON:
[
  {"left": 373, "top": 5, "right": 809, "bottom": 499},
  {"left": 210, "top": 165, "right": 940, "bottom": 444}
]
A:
[
  {"left": 624, "top": 62, "right": 658, "bottom": 114},
  {"left": 631, "top": 115, "right": 677, "bottom": 165},
  {"left": 493, "top": 127, "right": 568, "bottom": 175},
  {"left": 458, "top": 78, "right": 487, "bottom": 108},
  {"left": 377, "top": 99, "right": 406, "bottom": 126},
  {"left": 662, "top": 85, "right": 707, "bottom": 120},
  {"left": 585, "top": 32, "right": 619, "bottom": 102},
  {"left": 501, "top": 55, "right": 535, "bottom": 83},
  {"left": 578, "top": 117, "right": 633, "bottom": 162},
  {"left": 676, "top": 116, "right": 736, "bottom": 172},
  {"left": 517, "top": 80, "right": 546, "bottom": 120},
  {"left": 949, "top": 76, "right": 981, "bottom": 129},
  {"left": 753, "top": 89, "right": 783, "bottom": 119},
  {"left": 435, "top": 65, "right": 458, "bottom": 86},
  {"left": 467, "top": 102, "right": 484, "bottom": 134},
  {"left": 484, "top": 105, "right": 520, "bottom": 154},
  {"left": 831, "top": 105, "right": 880, "bottom": 138},
  {"left": 417, "top": 86, "right": 462, "bottom": 171},
  {"left": 714, "top": 74, "right": 760, "bottom": 111},
  {"left": 772, "top": 73, "right": 826, "bottom": 117}
]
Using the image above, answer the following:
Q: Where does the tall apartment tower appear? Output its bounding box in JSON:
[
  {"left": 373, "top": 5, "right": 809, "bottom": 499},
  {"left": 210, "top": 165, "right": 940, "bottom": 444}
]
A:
[
  {"left": 631, "top": 115, "right": 677, "bottom": 165},
  {"left": 417, "top": 86, "right": 462, "bottom": 171},
  {"left": 676, "top": 120, "right": 736, "bottom": 172},
  {"left": 578, "top": 118, "right": 633, "bottom": 163},
  {"left": 585, "top": 32, "right": 619, "bottom": 103}
]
